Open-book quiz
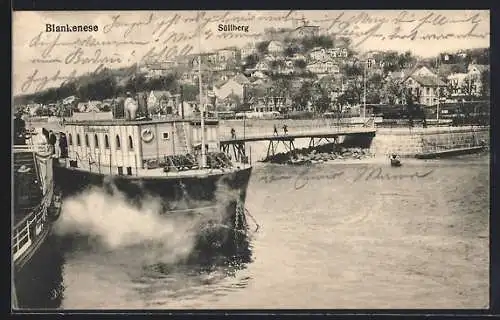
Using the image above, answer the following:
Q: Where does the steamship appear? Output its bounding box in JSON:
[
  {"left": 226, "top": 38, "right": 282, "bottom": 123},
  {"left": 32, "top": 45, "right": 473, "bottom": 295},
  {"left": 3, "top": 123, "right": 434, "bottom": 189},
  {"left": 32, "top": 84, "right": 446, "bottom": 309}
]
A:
[
  {"left": 13, "top": 115, "right": 62, "bottom": 308},
  {"left": 51, "top": 58, "right": 253, "bottom": 248}
]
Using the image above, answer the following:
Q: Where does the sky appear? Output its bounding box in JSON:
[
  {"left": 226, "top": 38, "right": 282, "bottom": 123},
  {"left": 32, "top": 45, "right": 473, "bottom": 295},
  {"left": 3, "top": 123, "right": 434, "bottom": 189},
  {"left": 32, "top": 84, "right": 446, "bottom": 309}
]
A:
[{"left": 13, "top": 10, "right": 490, "bottom": 96}]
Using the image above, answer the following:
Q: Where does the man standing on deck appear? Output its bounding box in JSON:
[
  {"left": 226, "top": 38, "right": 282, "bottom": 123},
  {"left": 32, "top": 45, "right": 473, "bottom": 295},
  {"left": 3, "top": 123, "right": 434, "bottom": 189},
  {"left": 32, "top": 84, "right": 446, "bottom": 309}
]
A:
[
  {"left": 54, "top": 133, "right": 61, "bottom": 158},
  {"left": 48, "top": 130, "right": 57, "bottom": 154},
  {"left": 231, "top": 128, "right": 236, "bottom": 139},
  {"left": 13, "top": 113, "right": 26, "bottom": 145},
  {"left": 273, "top": 124, "right": 278, "bottom": 136}
]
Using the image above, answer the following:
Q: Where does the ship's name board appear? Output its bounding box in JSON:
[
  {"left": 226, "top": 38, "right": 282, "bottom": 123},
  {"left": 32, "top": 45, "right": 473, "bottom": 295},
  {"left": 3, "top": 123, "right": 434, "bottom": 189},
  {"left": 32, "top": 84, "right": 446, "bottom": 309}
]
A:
[{"left": 84, "top": 127, "right": 109, "bottom": 133}]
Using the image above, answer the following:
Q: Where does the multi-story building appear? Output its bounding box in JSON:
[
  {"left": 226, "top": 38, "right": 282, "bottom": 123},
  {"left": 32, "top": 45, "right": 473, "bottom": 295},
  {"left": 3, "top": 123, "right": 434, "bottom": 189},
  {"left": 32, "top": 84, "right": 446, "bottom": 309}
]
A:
[
  {"left": 404, "top": 75, "right": 446, "bottom": 106},
  {"left": 467, "top": 63, "right": 489, "bottom": 96},
  {"left": 309, "top": 47, "right": 328, "bottom": 62},
  {"left": 306, "top": 60, "right": 340, "bottom": 75},
  {"left": 267, "top": 40, "right": 284, "bottom": 55},
  {"left": 255, "top": 61, "right": 270, "bottom": 72},
  {"left": 216, "top": 47, "right": 239, "bottom": 62},
  {"left": 241, "top": 42, "right": 257, "bottom": 58},
  {"left": 213, "top": 74, "right": 251, "bottom": 103},
  {"left": 447, "top": 73, "right": 469, "bottom": 97}
]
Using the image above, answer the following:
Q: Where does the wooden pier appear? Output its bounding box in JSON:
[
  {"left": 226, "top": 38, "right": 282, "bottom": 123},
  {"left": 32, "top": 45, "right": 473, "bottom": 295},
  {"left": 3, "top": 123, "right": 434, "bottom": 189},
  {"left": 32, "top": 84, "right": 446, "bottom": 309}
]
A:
[{"left": 220, "top": 128, "right": 376, "bottom": 161}]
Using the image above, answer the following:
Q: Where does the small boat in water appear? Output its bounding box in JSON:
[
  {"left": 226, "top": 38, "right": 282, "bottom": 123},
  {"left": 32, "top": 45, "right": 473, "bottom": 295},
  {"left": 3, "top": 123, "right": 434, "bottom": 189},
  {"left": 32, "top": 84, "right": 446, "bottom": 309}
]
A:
[{"left": 390, "top": 153, "right": 402, "bottom": 167}]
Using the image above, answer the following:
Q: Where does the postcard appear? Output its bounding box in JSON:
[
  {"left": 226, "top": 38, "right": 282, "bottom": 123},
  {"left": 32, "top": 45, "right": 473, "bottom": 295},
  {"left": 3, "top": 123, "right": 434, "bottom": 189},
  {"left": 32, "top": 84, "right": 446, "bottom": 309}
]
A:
[{"left": 12, "top": 10, "right": 490, "bottom": 310}]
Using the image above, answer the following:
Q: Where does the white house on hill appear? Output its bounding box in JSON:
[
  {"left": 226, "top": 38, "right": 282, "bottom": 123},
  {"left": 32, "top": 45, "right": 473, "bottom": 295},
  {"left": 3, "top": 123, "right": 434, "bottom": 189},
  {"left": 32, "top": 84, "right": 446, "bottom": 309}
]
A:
[{"left": 214, "top": 74, "right": 250, "bottom": 102}]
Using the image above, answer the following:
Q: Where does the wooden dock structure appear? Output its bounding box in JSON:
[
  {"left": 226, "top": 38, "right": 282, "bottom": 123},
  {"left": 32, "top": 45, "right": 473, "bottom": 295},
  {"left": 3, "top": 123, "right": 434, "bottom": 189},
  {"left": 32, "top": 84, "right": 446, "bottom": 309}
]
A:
[{"left": 219, "top": 128, "right": 377, "bottom": 161}]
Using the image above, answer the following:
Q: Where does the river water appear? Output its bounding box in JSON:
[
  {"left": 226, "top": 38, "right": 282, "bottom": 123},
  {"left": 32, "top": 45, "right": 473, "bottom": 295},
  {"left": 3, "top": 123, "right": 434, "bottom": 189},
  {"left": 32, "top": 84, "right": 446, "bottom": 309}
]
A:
[{"left": 19, "top": 153, "right": 489, "bottom": 310}]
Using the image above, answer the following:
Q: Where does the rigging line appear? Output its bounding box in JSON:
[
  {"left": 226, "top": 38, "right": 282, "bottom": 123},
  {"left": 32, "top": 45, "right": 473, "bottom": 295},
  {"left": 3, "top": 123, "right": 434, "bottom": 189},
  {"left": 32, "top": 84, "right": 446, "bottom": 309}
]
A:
[{"left": 244, "top": 208, "right": 260, "bottom": 232}]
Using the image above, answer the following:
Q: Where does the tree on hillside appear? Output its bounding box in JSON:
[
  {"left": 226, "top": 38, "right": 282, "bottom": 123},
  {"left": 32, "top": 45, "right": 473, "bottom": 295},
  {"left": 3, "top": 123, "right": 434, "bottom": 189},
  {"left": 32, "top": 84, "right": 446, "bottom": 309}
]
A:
[
  {"left": 460, "top": 76, "right": 478, "bottom": 101},
  {"left": 284, "top": 44, "right": 300, "bottom": 57},
  {"left": 301, "top": 35, "right": 334, "bottom": 51},
  {"left": 311, "top": 83, "right": 331, "bottom": 113},
  {"left": 242, "top": 54, "right": 259, "bottom": 69},
  {"left": 292, "top": 82, "right": 313, "bottom": 111},
  {"left": 57, "top": 81, "right": 77, "bottom": 100},
  {"left": 33, "top": 88, "right": 58, "bottom": 104},
  {"left": 465, "top": 48, "right": 489, "bottom": 65},
  {"left": 480, "top": 69, "right": 490, "bottom": 98},
  {"left": 342, "top": 78, "right": 363, "bottom": 106},
  {"left": 124, "top": 74, "right": 147, "bottom": 94},
  {"left": 256, "top": 41, "right": 270, "bottom": 55},
  {"left": 403, "top": 87, "right": 427, "bottom": 127},
  {"left": 397, "top": 51, "right": 417, "bottom": 69},
  {"left": 271, "top": 77, "right": 291, "bottom": 99},
  {"left": 145, "top": 75, "right": 179, "bottom": 92},
  {"left": 336, "top": 88, "right": 358, "bottom": 112},
  {"left": 181, "top": 84, "right": 199, "bottom": 101},
  {"left": 341, "top": 62, "right": 363, "bottom": 78},
  {"left": 294, "top": 59, "right": 307, "bottom": 69},
  {"left": 445, "top": 80, "right": 459, "bottom": 98}
]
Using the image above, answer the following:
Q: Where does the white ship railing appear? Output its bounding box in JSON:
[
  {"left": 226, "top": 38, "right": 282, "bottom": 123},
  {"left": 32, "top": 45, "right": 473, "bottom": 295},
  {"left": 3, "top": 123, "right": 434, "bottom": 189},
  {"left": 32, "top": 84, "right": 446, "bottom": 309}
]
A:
[
  {"left": 12, "top": 184, "right": 53, "bottom": 262},
  {"left": 13, "top": 144, "right": 51, "bottom": 154}
]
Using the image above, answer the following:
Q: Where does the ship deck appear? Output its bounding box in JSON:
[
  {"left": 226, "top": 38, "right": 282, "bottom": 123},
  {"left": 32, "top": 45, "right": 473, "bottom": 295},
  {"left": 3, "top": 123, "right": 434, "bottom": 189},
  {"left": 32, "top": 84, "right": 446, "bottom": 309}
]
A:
[
  {"left": 13, "top": 151, "right": 44, "bottom": 225},
  {"left": 57, "top": 158, "right": 251, "bottom": 179}
]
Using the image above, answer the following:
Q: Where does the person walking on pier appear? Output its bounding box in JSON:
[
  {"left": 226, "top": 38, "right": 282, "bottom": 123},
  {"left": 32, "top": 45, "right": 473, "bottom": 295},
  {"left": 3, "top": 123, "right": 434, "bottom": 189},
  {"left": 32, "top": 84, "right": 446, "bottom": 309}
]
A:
[
  {"left": 273, "top": 124, "right": 278, "bottom": 136},
  {"left": 283, "top": 124, "right": 288, "bottom": 135},
  {"left": 231, "top": 128, "right": 236, "bottom": 139}
]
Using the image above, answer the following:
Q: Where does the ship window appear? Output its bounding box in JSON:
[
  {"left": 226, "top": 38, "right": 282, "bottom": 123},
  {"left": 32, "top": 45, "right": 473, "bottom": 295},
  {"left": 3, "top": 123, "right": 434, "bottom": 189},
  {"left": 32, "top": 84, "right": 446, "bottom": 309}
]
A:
[
  {"left": 68, "top": 133, "right": 73, "bottom": 145},
  {"left": 162, "top": 132, "right": 169, "bottom": 140},
  {"left": 116, "top": 135, "right": 121, "bottom": 149},
  {"left": 85, "top": 134, "right": 89, "bottom": 147},
  {"left": 94, "top": 134, "right": 99, "bottom": 148},
  {"left": 76, "top": 134, "right": 81, "bottom": 146},
  {"left": 104, "top": 135, "right": 110, "bottom": 149},
  {"left": 128, "top": 136, "right": 134, "bottom": 150}
]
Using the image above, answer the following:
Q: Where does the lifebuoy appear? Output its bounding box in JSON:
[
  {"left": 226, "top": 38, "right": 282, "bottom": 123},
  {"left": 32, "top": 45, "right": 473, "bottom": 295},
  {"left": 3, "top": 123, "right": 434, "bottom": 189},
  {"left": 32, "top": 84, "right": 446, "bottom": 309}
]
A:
[{"left": 141, "top": 128, "right": 154, "bottom": 143}]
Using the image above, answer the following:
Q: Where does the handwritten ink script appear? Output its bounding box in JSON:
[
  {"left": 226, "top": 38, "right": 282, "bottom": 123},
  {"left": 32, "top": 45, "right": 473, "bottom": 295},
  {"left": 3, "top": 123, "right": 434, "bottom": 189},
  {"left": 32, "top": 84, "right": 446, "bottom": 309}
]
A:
[
  {"left": 259, "top": 165, "right": 434, "bottom": 190},
  {"left": 14, "top": 10, "right": 488, "bottom": 95}
]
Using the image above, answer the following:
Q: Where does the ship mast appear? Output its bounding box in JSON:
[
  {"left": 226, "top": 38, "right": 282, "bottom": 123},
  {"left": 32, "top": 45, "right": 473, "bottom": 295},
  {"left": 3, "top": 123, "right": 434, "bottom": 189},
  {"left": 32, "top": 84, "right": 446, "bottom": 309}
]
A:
[{"left": 198, "top": 14, "right": 206, "bottom": 168}]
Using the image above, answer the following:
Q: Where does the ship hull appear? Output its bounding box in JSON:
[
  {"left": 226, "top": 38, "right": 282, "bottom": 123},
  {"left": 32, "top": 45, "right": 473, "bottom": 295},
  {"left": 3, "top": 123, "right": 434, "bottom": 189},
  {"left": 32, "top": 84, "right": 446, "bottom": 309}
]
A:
[
  {"left": 14, "top": 233, "right": 64, "bottom": 309},
  {"left": 13, "top": 147, "right": 60, "bottom": 309},
  {"left": 53, "top": 164, "right": 253, "bottom": 259}
]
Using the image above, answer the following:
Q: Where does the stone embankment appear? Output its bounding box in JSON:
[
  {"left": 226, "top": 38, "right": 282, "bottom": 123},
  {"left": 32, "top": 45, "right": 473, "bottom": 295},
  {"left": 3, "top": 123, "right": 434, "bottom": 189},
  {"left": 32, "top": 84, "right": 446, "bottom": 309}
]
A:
[{"left": 262, "top": 143, "right": 372, "bottom": 165}]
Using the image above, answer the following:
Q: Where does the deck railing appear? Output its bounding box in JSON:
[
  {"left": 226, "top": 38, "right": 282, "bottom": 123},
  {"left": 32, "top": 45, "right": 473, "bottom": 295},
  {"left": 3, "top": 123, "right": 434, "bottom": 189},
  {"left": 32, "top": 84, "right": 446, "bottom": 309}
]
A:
[
  {"left": 12, "top": 184, "right": 53, "bottom": 261},
  {"left": 13, "top": 144, "right": 51, "bottom": 154}
]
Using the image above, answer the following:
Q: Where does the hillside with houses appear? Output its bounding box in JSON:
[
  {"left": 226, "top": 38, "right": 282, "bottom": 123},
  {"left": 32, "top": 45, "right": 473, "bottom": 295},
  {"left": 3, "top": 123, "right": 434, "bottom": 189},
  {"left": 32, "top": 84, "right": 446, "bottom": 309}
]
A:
[{"left": 14, "top": 19, "right": 489, "bottom": 119}]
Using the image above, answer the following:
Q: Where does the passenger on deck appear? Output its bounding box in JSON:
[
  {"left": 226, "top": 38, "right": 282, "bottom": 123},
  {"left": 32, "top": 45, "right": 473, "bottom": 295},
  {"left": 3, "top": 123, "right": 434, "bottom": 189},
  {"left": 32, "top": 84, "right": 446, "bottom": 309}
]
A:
[
  {"left": 273, "top": 124, "right": 278, "bottom": 136},
  {"left": 34, "top": 128, "right": 49, "bottom": 145},
  {"left": 48, "top": 130, "right": 57, "bottom": 154},
  {"left": 54, "top": 133, "right": 61, "bottom": 158},
  {"left": 59, "top": 133, "right": 68, "bottom": 158},
  {"left": 231, "top": 128, "right": 236, "bottom": 139},
  {"left": 42, "top": 128, "right": 50, "bottom": 143},
  {"left": 13, "top": 113, "right": 26, "bottom": 145}
]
